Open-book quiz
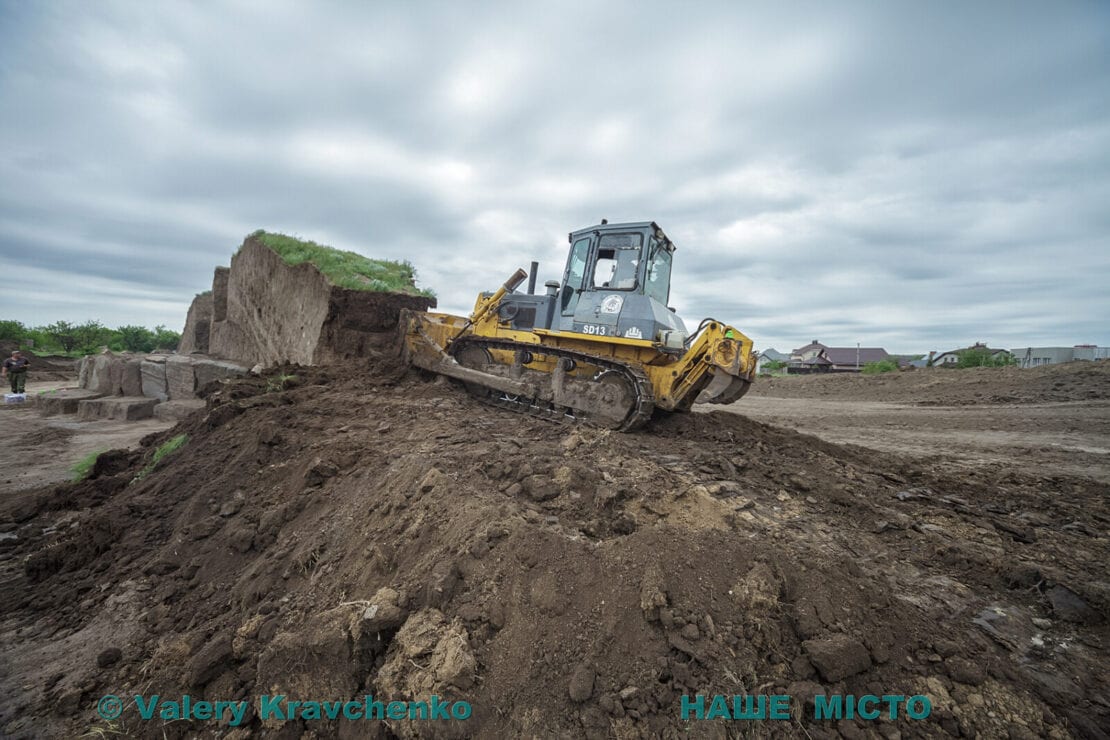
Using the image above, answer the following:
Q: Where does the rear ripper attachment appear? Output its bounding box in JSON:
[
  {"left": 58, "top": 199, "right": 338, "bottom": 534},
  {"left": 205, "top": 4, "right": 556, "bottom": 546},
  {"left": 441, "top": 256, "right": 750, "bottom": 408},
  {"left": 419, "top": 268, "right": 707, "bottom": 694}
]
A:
[{"left": 399, "top": 221, "right": 756, "bottom": 431}]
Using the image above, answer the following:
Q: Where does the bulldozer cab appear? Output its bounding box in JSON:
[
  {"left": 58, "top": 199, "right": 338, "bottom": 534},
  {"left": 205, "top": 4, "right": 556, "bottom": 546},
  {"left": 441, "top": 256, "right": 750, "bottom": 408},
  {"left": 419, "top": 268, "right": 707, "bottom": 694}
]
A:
[{"left": 555, "top": 221, "right": 685, "bottom": 344}]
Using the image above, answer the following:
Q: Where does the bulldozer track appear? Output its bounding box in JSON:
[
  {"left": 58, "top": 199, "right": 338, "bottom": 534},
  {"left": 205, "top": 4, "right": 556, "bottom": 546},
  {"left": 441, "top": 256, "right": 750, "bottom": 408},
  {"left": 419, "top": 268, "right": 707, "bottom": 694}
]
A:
[{"left": 449, "top": 336, "right": 655, "bottom": 431}]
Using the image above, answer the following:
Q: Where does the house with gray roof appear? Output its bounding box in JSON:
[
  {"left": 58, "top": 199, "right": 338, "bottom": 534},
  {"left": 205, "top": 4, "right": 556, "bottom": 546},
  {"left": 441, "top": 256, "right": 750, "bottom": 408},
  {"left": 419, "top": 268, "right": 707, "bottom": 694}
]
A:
[
  {"left": 787, "top": 340, "right": 890, "bottom": 373},
  {"left": 756, "top": 348, "right": 790, "bottom": 374}
]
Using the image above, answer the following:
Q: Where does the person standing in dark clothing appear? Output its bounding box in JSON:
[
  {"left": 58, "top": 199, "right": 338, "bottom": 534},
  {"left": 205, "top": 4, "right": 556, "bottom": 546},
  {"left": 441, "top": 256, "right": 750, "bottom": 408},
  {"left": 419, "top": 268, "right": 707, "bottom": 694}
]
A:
[{"left": 2, "top": 350, "right": 30, "bottom": 394}]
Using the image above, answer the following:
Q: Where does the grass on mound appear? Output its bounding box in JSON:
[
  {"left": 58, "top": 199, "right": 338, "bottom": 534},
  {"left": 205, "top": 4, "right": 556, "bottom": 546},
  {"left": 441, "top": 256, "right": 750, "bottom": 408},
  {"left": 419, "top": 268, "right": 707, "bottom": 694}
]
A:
[
  {"left": 250, "top": 230, "right": 435, "bottom": 297},
  {"left": 132, "top": 433, "right": 188, "bottom": 483},
  {"left": 70, "top": 450, "right": 105, "bottom": 481}
]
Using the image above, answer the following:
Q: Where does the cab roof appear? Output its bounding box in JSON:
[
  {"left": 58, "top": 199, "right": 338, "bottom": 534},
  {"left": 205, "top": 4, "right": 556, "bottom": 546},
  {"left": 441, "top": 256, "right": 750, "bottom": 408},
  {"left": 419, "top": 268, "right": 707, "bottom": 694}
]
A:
[{"left": 568, "top": 221, "right": 671, "bottom": 246}]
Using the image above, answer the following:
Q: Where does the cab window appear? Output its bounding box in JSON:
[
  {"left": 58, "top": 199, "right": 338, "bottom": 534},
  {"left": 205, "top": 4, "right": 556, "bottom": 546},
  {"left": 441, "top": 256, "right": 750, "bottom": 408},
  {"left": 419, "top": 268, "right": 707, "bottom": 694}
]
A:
[
  {"left": 592, "top": 233, "right": 642, "bottom": 290},
  {"left": 561, "top": 237, "right": 591, "bottom": 315},
  {"left": 645, "top": 237, "right": 672, "bottom": 304}
]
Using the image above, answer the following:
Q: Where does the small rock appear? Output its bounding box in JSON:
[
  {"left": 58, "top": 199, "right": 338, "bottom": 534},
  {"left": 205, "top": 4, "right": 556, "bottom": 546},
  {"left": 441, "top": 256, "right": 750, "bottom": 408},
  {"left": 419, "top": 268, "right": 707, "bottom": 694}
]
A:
[
  {"left": 788, "top": 475, "right": 811, "bottom": 491},
  {"left": 705, "top": 481, "right": 744, "bottom": 498},
  {"left": 1046, "top": 585, "right": 1099, "bottom": 624},
  {"left": 561, "top": 433, "right": 583, "bottom": 452},
  {"left": 680, "top": 623, "right": 701, "bottom": 641},
  {"left": 568, "top": 663, "right": 595, "bottom": 703},
  {"left": 619, "top": 686, "right": 640, "bottom": 703},
  {"left": 933, "top": 639, "right": 960, "bottom": 658},
  {"left": 96, "top": 647, "right": 122, "bottom": 668},
  {"left": 803, "top": 635, "right": 872, "bottom": 681},
  {"left": 218, "top": 491, "right": 245, "bottom": 518},
  {"left": 525, "top": 475, "right": 559, "bottom": 502},
  {"left": 1031, "top": 617, "right": 1053, "bottom": 629},
  {"left": 946, "top": 657, "right": 985, "bottom": 686},
  {"left": 305, "top": 460, "right": 339, "bottom": 487},
  {"left": 359, "top": 588, "right": 407, "bottom": 633}
]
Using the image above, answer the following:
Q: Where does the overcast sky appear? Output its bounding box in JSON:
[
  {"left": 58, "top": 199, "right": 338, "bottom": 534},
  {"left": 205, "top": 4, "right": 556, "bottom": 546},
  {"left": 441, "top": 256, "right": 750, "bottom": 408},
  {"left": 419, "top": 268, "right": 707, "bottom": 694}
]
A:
[{"left": 1, "top": 1, "right": 1107, "bottom": 354}]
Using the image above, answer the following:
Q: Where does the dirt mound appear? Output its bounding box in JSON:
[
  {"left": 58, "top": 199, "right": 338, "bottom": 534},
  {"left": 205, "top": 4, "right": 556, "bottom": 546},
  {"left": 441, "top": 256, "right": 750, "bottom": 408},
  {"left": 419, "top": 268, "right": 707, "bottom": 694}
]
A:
[
  {"left": 753, "top": 361, "right": 1110, "bottom": 405},
  {"left": 182, "top": 236, "right": 436, "bottom": 366},
  {"left": 1, "top": 359, "right": 1108, "bottom": 738}
]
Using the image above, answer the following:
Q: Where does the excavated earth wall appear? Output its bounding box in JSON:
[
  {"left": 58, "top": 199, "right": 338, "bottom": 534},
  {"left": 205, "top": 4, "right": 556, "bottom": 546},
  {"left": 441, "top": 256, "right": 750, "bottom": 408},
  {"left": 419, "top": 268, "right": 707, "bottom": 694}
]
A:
[
  {"left": 194, "top": 236, "right": 435, "bottom": 367},
  {"left": 178, "top": 291, "right": 214, "bottom": 355}
]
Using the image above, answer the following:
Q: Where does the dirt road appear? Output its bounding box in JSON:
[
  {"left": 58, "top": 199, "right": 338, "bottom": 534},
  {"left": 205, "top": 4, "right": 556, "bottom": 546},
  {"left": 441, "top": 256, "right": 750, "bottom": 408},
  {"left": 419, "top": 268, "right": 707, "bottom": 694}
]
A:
[{"left": 723, "top": 396, "right": 1110, "bottom": 484}]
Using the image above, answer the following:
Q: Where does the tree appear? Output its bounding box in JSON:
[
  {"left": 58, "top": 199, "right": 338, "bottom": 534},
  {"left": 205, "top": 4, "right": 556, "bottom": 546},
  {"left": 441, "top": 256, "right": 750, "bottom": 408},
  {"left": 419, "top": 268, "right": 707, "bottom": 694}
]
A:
[
  {"left": 114, "top": 325, "right": 157, "bottom": 352},
  {"left": 151, "top": 325, "right": 181, "bottom": 351},
  {"left": 0, "top": 320, "right": 27, "bottom": 342},
  {"left": 956, "top": 348, "right": 1015, "bottom": 368},
  {"left": 72, "top": 321, "right": 114, "bottom": 354},
  {"left": 42, "top": 320, "right": 79, "bottom": 353}
]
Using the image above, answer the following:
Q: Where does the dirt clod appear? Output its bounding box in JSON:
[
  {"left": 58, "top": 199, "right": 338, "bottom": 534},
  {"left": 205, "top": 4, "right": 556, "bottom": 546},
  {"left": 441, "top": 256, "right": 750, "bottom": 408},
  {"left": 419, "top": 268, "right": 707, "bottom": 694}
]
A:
[
  {"left": 95, "top": 647, "right": 121, "bottom": 668},
  {"left": 803, "top": 634, "right": 873, "bottom": 682}
]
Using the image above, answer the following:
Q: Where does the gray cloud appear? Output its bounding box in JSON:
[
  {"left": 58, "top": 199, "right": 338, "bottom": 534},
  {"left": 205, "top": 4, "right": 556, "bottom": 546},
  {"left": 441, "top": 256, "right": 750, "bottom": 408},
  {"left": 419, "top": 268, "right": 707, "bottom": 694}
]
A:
[{"left": 1, "top": 0, "right": 1108, "bottom": 354}]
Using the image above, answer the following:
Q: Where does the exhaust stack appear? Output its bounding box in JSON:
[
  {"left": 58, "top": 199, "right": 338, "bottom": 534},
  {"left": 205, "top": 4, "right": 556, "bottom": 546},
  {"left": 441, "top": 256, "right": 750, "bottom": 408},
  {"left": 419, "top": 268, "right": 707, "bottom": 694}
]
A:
[{"left": 527, "top": 261, "right": 538, "bottom": 294}]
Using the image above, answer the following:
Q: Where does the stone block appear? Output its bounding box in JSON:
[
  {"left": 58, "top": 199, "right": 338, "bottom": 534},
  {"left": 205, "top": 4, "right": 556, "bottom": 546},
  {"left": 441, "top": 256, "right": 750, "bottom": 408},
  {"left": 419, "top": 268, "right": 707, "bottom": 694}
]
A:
[
  {"left": 121, "top": 358, "right": 144, "bottom": 397},
  {"left": 153, "top": 399, "right": 205, "bottom": 422},
  {"left": 166, "top": 355, "right": 196, "bottom": 400},
  {"left": 77, "top": 356, "right": 91, "bottom": 388},
  {"left": 141, "top": 359, "right": 169, "bottom": 401},
  {"left": 77, "top": 396, "right": 158, "bottom": 421},
  {"left": 37, "top": 389, "right": 105, "bottom": 417},
  {"left": 85, "top": 354, "right": 117, "bottom": 395},
  {"left": 193, "top": 359, "right": 248, "bottom": 390}
]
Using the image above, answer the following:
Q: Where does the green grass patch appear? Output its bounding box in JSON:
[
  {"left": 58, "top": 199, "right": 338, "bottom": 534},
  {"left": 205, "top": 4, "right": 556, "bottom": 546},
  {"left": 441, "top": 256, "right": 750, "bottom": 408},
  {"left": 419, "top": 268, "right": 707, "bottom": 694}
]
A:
[
  {"left": 133, "top": 433, "right": 188, "bottom": 483},
  {"left": 862, "top": 359, "right": 901, "bottom": 374},
  {"left": 265, "top": 373, "right": 297, "bottom": 393},
  {"left": 250, "top": 230, "right": 435, "bottom": 297},
  {"left": 71, "top": 450, "right": 106, "bottom": 481}
]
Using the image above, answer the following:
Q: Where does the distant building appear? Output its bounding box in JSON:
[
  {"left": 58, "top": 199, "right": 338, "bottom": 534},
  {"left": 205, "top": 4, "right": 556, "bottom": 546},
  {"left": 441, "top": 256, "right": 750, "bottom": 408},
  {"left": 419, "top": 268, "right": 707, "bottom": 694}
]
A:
[
  {"left": 907, "top": 357, "right": 930, "bottom": 369},
  {"left": 1011, "top": 345, "right": 1110, "bottom": 368},
  {"left": 787, "top": 340, "right": 890, "bottom": 373},
  {"left": 756, "top": 348, "right": 789, "bottom": 374},
  {"left": 932, "top": 342, "right": 1011, "bottom": 367}
]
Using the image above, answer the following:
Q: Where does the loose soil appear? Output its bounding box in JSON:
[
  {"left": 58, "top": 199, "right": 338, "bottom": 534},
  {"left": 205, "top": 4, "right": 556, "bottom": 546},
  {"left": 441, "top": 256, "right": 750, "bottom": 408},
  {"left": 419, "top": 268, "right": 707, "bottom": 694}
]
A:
[
  {"left": 1, "top": 358, "right": 1107, "bottom": 739},
  {"left": 752, "top": 361, "right": 1110, "bottom": 406}
]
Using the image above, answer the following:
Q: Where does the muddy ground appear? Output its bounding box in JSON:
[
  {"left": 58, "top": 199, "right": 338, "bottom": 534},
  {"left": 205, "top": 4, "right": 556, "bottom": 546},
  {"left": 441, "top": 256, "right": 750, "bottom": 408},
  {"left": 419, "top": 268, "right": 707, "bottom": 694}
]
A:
[
  {"left": 0, "top": 359, "right": 1107, "bottom": 738},
  {"left": 0, "top": 380, "right": 175, "bottom": 495}
]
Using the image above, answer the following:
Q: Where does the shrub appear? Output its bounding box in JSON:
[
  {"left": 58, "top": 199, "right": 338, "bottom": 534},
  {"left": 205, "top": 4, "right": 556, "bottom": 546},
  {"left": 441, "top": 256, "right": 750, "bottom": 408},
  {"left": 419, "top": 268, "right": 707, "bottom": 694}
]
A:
[
  {"left": 862, "top": 359, "right": 900, "bottom": 374},
  {"left": 956, "top": 348, "right": 1015, "bottom": 368}
]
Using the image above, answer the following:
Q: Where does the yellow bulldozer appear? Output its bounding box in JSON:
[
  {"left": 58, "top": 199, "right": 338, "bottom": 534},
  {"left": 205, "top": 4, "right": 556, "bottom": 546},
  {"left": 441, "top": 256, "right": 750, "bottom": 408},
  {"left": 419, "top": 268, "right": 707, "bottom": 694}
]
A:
[{"left": 400, "top": 220, "right": 756, "bottom": 430}]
